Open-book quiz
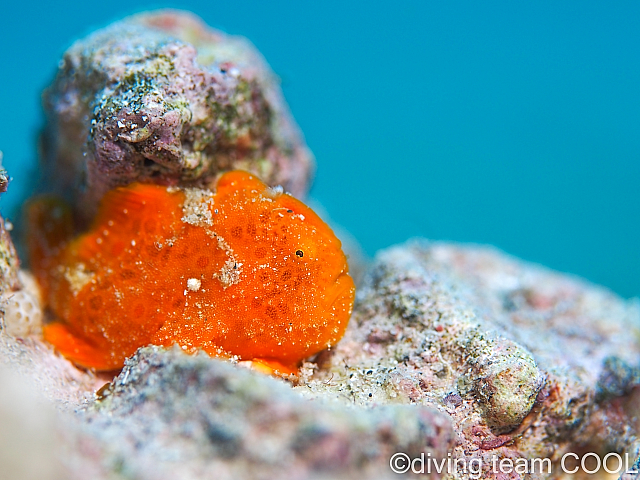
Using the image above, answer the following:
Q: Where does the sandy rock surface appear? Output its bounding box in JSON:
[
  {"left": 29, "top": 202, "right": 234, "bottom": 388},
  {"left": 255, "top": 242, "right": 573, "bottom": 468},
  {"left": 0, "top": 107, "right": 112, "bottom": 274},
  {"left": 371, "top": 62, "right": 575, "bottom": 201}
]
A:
[
  {"left": 2, "top": 241, "right": 640, "bottom": 479},
  {"left": 297, "top": 243, "right": 640, "bottom": 478},
  {"left": 297, "top": 242, "right": 640, "bottom": 477}
]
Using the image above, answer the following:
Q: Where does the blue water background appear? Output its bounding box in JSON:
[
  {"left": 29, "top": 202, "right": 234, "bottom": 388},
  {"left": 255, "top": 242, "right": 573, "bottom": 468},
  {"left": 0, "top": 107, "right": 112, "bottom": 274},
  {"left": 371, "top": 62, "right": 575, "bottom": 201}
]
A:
[{"left": 1, "top": 2, "right": 638, "bottom": 297}]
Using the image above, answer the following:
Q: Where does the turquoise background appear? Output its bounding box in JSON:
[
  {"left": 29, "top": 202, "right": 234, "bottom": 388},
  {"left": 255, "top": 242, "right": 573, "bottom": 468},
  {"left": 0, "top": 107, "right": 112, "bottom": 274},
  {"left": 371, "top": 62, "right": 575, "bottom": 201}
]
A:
[{"left": 1, "top": 2, "right": 638, "bottom": 297}]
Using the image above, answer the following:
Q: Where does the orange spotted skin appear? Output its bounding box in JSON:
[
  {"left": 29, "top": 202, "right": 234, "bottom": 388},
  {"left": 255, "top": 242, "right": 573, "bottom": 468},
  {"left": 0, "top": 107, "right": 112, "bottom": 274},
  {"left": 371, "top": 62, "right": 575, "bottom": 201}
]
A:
[{"left": 27, "top": 171, "right": 355, "bottom": 372}]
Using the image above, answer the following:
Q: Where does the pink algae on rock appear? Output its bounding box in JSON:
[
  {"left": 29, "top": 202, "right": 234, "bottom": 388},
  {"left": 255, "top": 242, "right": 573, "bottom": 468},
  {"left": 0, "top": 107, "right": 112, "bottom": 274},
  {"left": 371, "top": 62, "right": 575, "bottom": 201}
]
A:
[{"left": 40, "top": 10, "right": 314, "bottom": 223}]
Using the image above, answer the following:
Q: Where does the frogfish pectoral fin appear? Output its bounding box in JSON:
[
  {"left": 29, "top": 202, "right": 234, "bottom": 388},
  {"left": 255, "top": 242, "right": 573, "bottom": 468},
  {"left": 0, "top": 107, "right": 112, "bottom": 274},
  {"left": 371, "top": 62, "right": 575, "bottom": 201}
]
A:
[
  {"left": 241, "top": 358, "right": 299, "bottom": 376},
  {"left": 43, "top": 323, "right": 116, "bottom": 371},
  {"left": 199, "top": 341, "right": 299, "bottom": 376}
]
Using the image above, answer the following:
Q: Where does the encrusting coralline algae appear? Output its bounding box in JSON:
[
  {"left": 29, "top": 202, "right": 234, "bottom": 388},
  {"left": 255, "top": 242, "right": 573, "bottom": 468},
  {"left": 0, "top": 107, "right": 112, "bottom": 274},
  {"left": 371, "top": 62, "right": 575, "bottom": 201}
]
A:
[
  {"left": 1, "top": 9, "right": 640, "bottom": 480},
  {"left": 40, "top": 10, "right": 313, "bottom": 223}
]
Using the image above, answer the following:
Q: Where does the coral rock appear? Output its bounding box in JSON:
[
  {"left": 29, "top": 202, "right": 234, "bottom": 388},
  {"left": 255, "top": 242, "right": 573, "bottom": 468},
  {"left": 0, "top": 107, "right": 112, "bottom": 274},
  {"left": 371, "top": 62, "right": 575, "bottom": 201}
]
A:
[
  {"left": 86, "top": 346, "right": 455, "bottom": 480},
  {"left": 40, "top": 10, "right": 313, "bottom": 221},
  {"left": 0, "top": 216, "right": 20, "bottom": 296},
  {"left": 0, "top": 154, "right": 8, "bottom": 193},
  {"left": 0, "top": 156, "right": 47, "bottom": 341},
  {"left": 469, "top": 338, "right": 545, "bottom": 433},
  {"left": 5, "top": 238, "right": 640, "bottom": 479},
  {"left": 297, "top": 242, "right": 640, "bottom": 477}
]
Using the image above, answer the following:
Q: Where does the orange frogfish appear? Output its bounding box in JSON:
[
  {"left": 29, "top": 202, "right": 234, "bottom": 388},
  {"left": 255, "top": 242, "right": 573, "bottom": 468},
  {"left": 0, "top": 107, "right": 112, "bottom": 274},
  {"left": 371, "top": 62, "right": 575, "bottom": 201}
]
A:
[{"left": 27, "top": 171, "right": 355, "bottom": 373}]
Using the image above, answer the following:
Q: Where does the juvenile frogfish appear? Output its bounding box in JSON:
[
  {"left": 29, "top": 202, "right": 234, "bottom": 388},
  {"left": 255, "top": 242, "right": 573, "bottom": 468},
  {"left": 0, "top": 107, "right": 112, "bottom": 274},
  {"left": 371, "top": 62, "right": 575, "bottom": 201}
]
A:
[{"left": 27, "top": 171, "right": 355, "bottom": 373}]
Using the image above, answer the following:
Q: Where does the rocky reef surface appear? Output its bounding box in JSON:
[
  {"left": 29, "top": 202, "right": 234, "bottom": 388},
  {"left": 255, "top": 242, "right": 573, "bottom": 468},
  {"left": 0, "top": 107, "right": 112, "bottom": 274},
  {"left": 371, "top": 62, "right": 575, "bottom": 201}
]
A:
[
  {"left": 39, "top": 10, "right": 313, "bottom": 222},
  {"left": 2, "top": 9, "right": 640, "bottom": 480},
  {"left": 298, "top": 243, "right": 640, "bottom": 474},
  {"left": 2, "top": 238, "right": 640, "bottom": 479}
]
